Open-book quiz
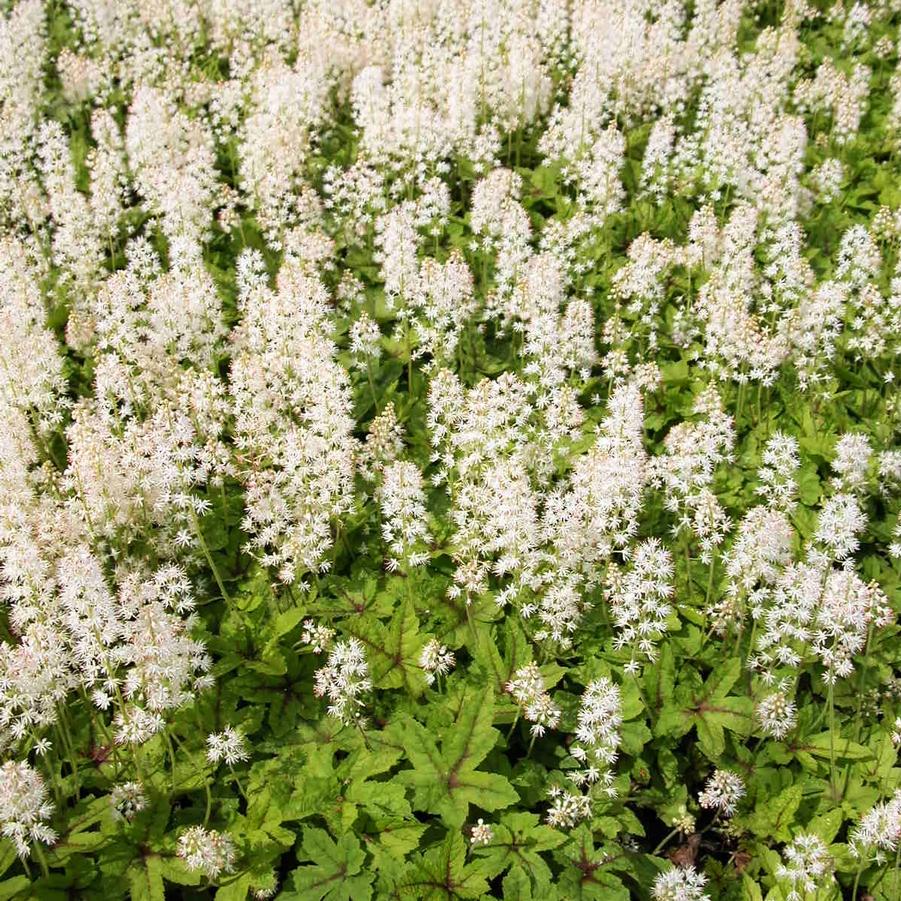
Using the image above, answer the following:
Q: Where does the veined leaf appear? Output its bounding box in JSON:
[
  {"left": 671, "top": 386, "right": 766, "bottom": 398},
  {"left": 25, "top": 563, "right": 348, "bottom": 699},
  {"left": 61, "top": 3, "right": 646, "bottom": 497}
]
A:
[
  {"left": 348, "top": 598, "right": 426, "bottom": 696},
  {"left": 397, "top": 687, "right": 519, "bottom": 827},
  {"left": 747, "top": 783, "right": 803, "bottom": 842},
  {"left": 283, "top": 828, "right": 374, "bottom": 901},
  {"left": 398, "top": 831, "right": 490, "bottom": 900},
  {"left": 127, "top": 855, "right": 165, "bottom": 901},
  {"left": 473, "top": 811, "right": 565, "bottom": 897}
]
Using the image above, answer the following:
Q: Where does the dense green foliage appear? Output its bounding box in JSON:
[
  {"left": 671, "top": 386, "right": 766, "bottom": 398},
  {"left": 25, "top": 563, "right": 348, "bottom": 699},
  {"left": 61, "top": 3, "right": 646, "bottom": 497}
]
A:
[{"left": 0, "top": 0, "right": 899, "bottom": 899}]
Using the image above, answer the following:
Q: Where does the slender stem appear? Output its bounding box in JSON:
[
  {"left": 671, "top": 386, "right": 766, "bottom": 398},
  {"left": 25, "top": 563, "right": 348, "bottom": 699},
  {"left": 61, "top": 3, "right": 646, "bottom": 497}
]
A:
[
  {"left": 843, "top": 623, "right": 874, "bottom": 798},
  {"left": 164, "top": 728, "right": 178, "bottom": 792},
  {"left": 853, "top": 623, "right": 874, "bottom": 743},
  {"left": 32, "top": 842, "right": 50, "bottom": 879},
  {"left": 191, "top": 508, "right": 231, "bottom": 604},
  {"left": 704, "top": 556, "right": 716, "bottom": 611},
  {"left": 203, "top": 777, "right": 212, "bottom": 827},
  {"left": 652, "top": 828, "right": 680, "bottom": 856},
  {"left": 850, "top": 858, "right": 864, "bottom": 900},
  {"left": 406, "top": 326, "right": 414, "bottom": 393},
  {"left": 635, "top": 672, "right": 653, "bottom": 723},
  {"left": 132, "top": 742, "right": 146, "bottom": 784},
  {"left": 354, "top": 717, "right": 371, "bottom": 751},
  {"left": 366, "top": 361, "right": 377, "bottom": 407},
  {"left": 827, "top": 681, "right": 837, "bottom": 799},
  {"left": 55, "top": 711, "right": 81, "bottom": 800},
  {"left": 228, "top": 764, "right": 248, "bottom": 803}
]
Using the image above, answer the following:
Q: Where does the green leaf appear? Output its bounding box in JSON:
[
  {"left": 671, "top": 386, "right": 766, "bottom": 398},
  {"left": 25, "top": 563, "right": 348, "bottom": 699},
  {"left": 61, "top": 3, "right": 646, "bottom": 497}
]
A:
[
  {"left": 476, "top": 619, "right": 531, "bottom": 698},
  {"left": 808, "top": 809, "right": 844, "bottom": 844},
  {"left": 157, "top": 856, "right": 202, "bottom": 886},
  {"left": 397, "top": 688, "right": 519, "bottom": 827},
  {"left": 661, "top": 660, "right": 753, "bottom": 759},
  {"left": 284, "top": 828, "right": 374, "bottom": 901},
  {"left": 802, "top": 732, "right": 872, "bottom": 761},
  {"left": 0, "top": 842, "right": 17, "bottom": 880},
  {"left": 645, "top": 643, "right": 676, "bottom": 720},
  {"left": 741, "top": 874, "right": 765, "bottom": 901},
  {"left": 473, "top": 812, "right": 565, "bottom": 897},
  {"left": 502, "top": 866, "right": 533, "bottom": 901},
  {"left": 374, "top": 821, "right": 427, "bottom": 860},
  {"left": 555, "top": 828, "right": 629, "bottom": 901},
  {"left": 349, "top": 598, "right": 426, "bottom": 696},
  {"left": 216, "top": 874, "right": 255, "bottom": 900},
  {"left": 704, "top": 658, "right": 742, "bottom": 701},
  {"left": 399, "top": 831, "right": 490, "bottom": 900},
  {"left": 127, "top": 855, "right": 165, "bottom": 901},
  {"left": 0, "top": 877, "right": 29, "bottom": 901},
  {"left": 747, "top": 783, "right": 803, "bottom": 842}
]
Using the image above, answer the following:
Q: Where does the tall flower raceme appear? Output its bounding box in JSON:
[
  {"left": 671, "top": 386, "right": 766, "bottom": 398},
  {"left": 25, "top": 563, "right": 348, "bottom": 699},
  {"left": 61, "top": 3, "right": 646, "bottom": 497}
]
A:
[
  {"left": 62, "top": 238, "right": 231, "bottom": 559},
  {"left": 470, "top": 168, "right": 533, "bottom": 308},
  {"left": 348, "top": 0, "right": 563, "bottom": 172},
  {"left": 708, "top": 432, "right": 799, "bottom": 633},
  {"left": 0, "top": 761, "right": 56, "bottom": 858},
  {"left": 651, "top": 865, "right": 710, "bottom": 901},
  {"left": 418, "top": 639, "right": 455, "bottom": 685},
  {"left": 506, "top": 252, "right": 599, "bottom": 388},
  {"left": 36, "top": 120, "right": 106, "bottom": 295},
  {"left": 697, "top": 769, "right": 745, "bottom": 817},
  {"left": 177, "top": 826, "right": 237, "bottom": 881},
  {"left": 545, "top": 381, "right": 648, "bottom": 579},
  {"left": 0, "top": 547, "right": 213, "bottom": 751},
  {"left": 471, "top": 173, "right": 598, "bottom": 391},
  {"left": 506, "top": 663, "right": 560, "bottom": 738},
  {"left": 373, "top": 181, "right": 452, "bottom": 314},
  {"left": 608, "top": 538, "right": 675, "bottom": 673},
  {"left": 0, "top": 0, "right": 897, "bottom": 895},
  {"left": 650, "top": 386, "right": 735, "bottom": 561},
  {"left": 376, "top": 460, "right": 432, "bottom": 571},
  {"left": 428, "top": 347, "right": 632, "bottom": 645},
  {"left": 230, "top": 250, "right": 358, "bottom": 583},
  {"left": 238, "top": 53, "right": 331, "bottom": 246},
  {"left": 747, "top": 434, "right": 895, "bottom": 685},
  {"left": 751, "top": 558, "right": 893, "bottom": 686},
  {"left": 775, "top": 834, "right": 834, "bottom": 901},
  {"left": 851, "top": 790, "right": 901, "bottom": 863},
  {"left": 406, "top": 251, "right": 478, "bottom": 367},
  {"left": 0, "top": 239, "right": 68, "bottom": 433},
  {"left": 0, "top": 0, "right": 47, "bottom": 232},
  {"left": 125, "top": 85, "right": 223, "bottom": 264},
  {"left": 428, "top": 367, "right": 583, "bottom": 610},
  {"left": 609, "top": 233, "right": 677, "bottom": 356},
  {"left": 0, "top": 236, "right": 214, "bottom": 756},
  {"left": 547, "top": 677, "right": 622, "bottom": 827},
  {"left": 756, "top": 678, "right": 798, "bottom": 739},
  {"left": 358, "top": 403, "right": 406, "bottom": 483},
  {"left": 313, "top": 638, "right": 372, "bottom": 726}
]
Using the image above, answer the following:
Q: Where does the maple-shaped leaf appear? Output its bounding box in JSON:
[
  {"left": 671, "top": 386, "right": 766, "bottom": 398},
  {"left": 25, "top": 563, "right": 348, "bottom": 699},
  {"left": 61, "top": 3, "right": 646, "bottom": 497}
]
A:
[
  {"left": 553, "top": 826, "right": 630, "bottom": 901},
  {"left": 347, "top": 598, "right": 426, "bottom": 696},
  {"left": 398, "top": 830, "right": 491, "bottom": 900},
  {"left": 472, "top": 811, "right": 566, "bottom": 897},
  {"left": 283, "top": 828, "right": 374, "bottom": 901},
  {"left": 396, "top": 687, "right": 519, "bottom": 827},
  {"left": 474, "top": 619, "right": 531, "bottom": 697},
  {"left": 655, "top": 658, "right": 753, "bottom": 760}
]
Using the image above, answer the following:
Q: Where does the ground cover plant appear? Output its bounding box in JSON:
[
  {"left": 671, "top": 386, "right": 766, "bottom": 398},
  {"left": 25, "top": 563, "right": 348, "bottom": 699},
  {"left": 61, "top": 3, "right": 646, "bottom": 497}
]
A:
[{"left": 0, "top": 0, "right": 899, "bottom": 898}]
